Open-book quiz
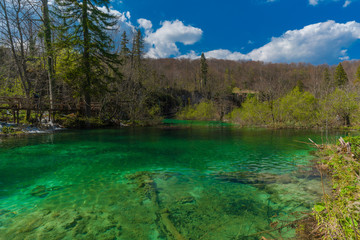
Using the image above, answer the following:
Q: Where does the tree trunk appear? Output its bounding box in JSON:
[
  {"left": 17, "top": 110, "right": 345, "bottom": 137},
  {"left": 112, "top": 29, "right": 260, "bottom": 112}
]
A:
[
  {"left": 82, "top": 0, "right": 91, "bottom": 118},
  {"left": 42, "top": 0, "right": 54, "bottom": 122},
  {"left": 345, "top": 114, "right": 350, "bottom": 127}
]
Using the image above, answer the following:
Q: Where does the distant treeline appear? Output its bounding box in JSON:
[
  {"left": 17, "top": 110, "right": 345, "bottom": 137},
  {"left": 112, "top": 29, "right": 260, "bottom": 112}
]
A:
[{"left": 0, "top": 0, "right": 359, "bottom": 128}]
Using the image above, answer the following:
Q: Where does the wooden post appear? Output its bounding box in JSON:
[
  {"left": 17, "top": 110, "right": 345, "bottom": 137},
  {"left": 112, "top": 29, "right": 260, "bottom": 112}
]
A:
[{"left": 16, "top": 110, "right": 19, "bottom": 124}]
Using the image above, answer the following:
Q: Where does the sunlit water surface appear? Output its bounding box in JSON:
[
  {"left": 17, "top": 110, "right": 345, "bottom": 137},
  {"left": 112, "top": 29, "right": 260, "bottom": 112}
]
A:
[{"left": 0, "top": 121, "right": 346, "bottom": 239}]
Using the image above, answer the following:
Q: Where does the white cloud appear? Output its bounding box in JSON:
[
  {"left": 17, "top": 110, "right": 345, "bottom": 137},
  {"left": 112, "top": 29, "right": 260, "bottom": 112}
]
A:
[
  {"left": 343, "top": 0, "right": 352, "bottom": 7},
  {"left": 309, "top": 0, "right": 319, "bottom": 5},
  {"left": 179, "top": 49, "right": 249, "bottom": 61},
  {"left": 248, "top": 20, "right": 360, "bottom": 63},
  {"left": 137, "top": 18, "right": 152, "bottom": 30},
  {"left": 180, "top": 20, "right": 360, "bottom": 64},
  {"left": 309, "top": 0, "right": 355, "bottom": 7},
  {"left": 142, "top": 20, "right": 203, "bottom": 58}
]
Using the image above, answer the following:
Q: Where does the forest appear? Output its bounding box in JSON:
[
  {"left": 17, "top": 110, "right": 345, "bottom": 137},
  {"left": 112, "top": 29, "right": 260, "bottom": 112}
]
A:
[{"left": 1, "top": 0, "right": 360, "bottom": 129}]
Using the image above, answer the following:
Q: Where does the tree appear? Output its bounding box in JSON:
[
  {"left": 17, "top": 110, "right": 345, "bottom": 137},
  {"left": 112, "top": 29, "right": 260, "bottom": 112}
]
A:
[
  {"left": 132, "top": 29, "right": 144, "bottom": 69},
  {"left": 200, "top": 53, "right": 208, "bottom": 89},
  {"left": 296, "top": 80, "right": 304, "bottom": 92},
  {"left": 55, "top": 0, "right": 120, "bottom": 117},
  {"left": 0, "top": 0, "right": 36, "bottom": 120},
  {"left": 274, "top": 87, "right": 318, "bottom": 126},
  {"left": 120, "top": 31, "right": 130, "bottom": 59},
  {"left": 355, "top": 65, "right": 360, "bottom": 85},
  {"left": 334, "top": 63, "right": 348, "bottom": 87},
  {"left": 323, "top": 67, "right": 331, "bottom": 86},
  {"left": 321, "top": 88, "right": 358, "bottom": 127},
  {"left": 41, "top": 0, "right": 55, "bottom": 121}
]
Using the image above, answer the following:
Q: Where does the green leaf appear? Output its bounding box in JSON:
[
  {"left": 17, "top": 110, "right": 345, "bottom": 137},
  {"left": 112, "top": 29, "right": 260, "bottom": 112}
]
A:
[{"left": 314, "top": 203, "right": 326, "bottom": 212}]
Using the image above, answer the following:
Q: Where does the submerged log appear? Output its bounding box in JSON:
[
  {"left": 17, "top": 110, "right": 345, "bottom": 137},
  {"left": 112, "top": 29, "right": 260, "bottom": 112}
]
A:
[{"left": 126, "top": 171, "right": 187, "bottom": 240}]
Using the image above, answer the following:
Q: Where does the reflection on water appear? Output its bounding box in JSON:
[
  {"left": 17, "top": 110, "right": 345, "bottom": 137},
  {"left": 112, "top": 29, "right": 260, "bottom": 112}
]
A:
[{"left": 0, "top": 124, "right": 345, "bottom": 239}]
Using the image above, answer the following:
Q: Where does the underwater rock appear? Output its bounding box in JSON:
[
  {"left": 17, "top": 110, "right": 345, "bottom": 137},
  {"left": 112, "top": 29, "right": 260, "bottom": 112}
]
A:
[{"left": 30, "top": 185, "right": 49, "bottom": 198}]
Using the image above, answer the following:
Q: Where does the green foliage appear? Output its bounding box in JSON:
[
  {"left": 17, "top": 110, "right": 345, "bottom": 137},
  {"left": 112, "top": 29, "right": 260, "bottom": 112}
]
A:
[
  {"left": 334, "top": 63, "right": 348, "bottom": 87},
  {"left": 343, "top": 136, "right": 360, "bottom": 159},
  {"left": 177, "top": 101, "right": 218, "bottom": 121},
  {"left": 200, "top": 53, "right": 208, "bottom": 87},
  {"left": 120, "top": 31, "right": 130, "bottom": 58},
  {"left": 274, "top": 87, "right": 318, "bottom": 127},
  {"left": 132, "top": 29, "right": 144, "bottom": 68},
  {"left": 54, "top": 0, "right": 121, "bottom": 98},
  {"left": 1, "top": 126, "right": 15, "bottom": 134},
  {"left": 56, "top": 114, "right": 105, "bottom": 128},
  {"left": 320, "top": 88, "right": 359, "bottom": 127},
  {"left": 227, "top": 96, "right": 272, "bottom": 126},
  {"left": 314, "top": 139, "right": 360, "bottom": 239},
  {"left": 0, "top": 78, "right": 24, "bottom": 97}
]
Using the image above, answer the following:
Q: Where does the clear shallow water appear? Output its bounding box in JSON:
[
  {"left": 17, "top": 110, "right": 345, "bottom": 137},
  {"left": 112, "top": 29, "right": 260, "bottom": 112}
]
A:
[{"left": 0, "top": 122, "right": 346, "bottom": 239}]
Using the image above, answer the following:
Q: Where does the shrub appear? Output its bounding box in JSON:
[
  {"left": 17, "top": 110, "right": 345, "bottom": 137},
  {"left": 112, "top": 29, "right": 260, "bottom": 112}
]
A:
[
  {"left": 274, "top": 87, "right": 318, "bottom": 127},
  {"left": 227, "top": 96, "right": 272, "bottom": 126},
  {"left": 177, "top": 101, "right": 218, "bottom": 121},
  {"left": 1, "top": 126, "right": 15, "bottom": 134}
]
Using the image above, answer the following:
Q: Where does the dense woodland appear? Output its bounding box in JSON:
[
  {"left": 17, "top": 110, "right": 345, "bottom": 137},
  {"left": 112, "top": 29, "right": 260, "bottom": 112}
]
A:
[{"left": 1, "top": 0, "right": 360, "bottom": 128}]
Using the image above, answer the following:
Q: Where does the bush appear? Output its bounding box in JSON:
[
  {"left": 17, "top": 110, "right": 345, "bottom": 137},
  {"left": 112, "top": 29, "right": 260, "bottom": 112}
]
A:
[
  {"left": 177, "top": 101, "right": 218, "bottom": 121},
  {"left": 320, "top": 88, "right": 359, "bottom": 127},
  {"left": 227, "top": 96, "right": 273, "bottom": 126},
  {"left": 274, "top": 87, "right": 318, "bottom": 127},
  {"left": 1, "top": 126, "right": 15, "bottom": 134},
  {"left": 56, "top": 114, "right": 105, "bottom": 128}
]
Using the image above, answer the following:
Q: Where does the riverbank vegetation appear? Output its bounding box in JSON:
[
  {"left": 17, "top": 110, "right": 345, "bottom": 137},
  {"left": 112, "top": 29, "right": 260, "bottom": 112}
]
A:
[
  {"left": 299, "top": 136, "right": 360, "bottom": 239},
  {"left": 1, "top": 0, "right": 360, "bottom": 129}
]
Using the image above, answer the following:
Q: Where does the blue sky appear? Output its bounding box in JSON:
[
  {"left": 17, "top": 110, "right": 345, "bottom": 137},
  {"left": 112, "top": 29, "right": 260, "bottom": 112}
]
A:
[{"left": 108, "top": 0, "right": 360, "bottom": 65}]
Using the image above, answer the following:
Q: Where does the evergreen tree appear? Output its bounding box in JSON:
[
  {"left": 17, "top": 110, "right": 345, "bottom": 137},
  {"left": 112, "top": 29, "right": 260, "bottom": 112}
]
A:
[
  {"left": 296, "top": 80, "right": 304, "bottom": 92},
  {"left": 41, "top": 0, "right": 55, "bottom": 120},
  {"left": 132, "top": 29, "right": 144, "bottom": 69},
  {"left": 200, "top": 53, "right": 208, "bottom": 88},
  {"left": 55, "top": 0, "right": 120, "bottom": 117},
  {"left": 334, "top": 63, "right": 348, "bottom": 87},
  {"left": 120, "top": 31, "right": 130, "bottom": 59}
]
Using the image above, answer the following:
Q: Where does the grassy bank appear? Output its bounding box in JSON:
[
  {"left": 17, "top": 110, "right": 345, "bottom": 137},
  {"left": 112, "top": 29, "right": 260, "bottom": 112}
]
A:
[{"left": 298, "top": 136, "right": 360, "bottom": 239}]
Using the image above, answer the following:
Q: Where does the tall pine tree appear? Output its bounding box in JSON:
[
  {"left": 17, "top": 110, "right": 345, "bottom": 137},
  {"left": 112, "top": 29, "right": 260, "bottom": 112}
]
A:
[
  {"left": 131, "top": 29, "right": 144, "bottom": 69},
  {"left": 334, "top": 63, "right": 348, "bottom": 87},
  {"left": 200, "top": 53, "right": 208, "bottom": 89},
  {"left": 120, "top": 31, "right": 130, "bottom": 59},
  {"left": 55, "top": 0, "right": 120, "bottom": 117}
]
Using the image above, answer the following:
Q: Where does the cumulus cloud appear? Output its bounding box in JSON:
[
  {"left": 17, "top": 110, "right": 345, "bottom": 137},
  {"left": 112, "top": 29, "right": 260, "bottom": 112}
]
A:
[
  {"left": 180, "top": 20, "right": 360, "bottom": 64},
  {"left": 96, "top": 7, "right": 135, "bottom": 34},
  {"left": 247, "top": 20, "right": 360, "bottom": 63},
  {"left": 137, "top": 18, "right": 152, "bottom": 30},
  {"left": 141, "top": 20, "right": 203, "bottom": 58}
]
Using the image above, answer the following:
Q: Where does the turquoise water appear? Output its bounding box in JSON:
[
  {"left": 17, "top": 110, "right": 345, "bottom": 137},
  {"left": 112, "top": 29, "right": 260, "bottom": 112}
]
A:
[{"left": 0, "top": 123, "right": 345, "bottom": 239}]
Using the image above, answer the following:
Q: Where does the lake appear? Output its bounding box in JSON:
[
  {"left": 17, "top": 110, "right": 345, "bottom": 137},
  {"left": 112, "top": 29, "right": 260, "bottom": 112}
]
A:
[{"left": 0, "top": 121, "right": 345, "bottom": 239}]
